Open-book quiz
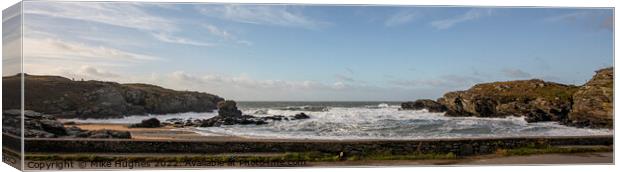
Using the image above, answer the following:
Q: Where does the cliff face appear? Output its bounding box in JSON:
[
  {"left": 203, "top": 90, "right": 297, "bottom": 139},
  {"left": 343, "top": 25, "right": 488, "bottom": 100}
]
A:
[
  {"left": 437, "top": 79, "right": 579, "bottom": 123},
  {"left": 2, "top": 74, "right": 224, "bottom": 119},
  {"left": 568, "top": 67, "right": 613, "bottom": 128},
  {"left": 434, "top": 67, "right": 613, "bottom": 128}
]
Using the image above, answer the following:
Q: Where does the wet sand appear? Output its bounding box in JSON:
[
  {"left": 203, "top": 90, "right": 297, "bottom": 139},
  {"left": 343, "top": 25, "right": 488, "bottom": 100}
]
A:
[{"left": 67, "top": 123, "right": 249, "bottom": 141}]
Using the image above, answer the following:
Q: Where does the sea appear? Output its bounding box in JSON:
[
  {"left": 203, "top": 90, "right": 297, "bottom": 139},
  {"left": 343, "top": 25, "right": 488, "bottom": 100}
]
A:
[{"left": 66, "top": 101, "right": 613, "bottom": 140}]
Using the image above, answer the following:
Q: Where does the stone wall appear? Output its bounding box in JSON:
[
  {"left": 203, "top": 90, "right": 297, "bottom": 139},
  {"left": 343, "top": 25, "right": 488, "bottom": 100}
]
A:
[{"left": 20, "top": 135, "right": 613, "bottom": 156}]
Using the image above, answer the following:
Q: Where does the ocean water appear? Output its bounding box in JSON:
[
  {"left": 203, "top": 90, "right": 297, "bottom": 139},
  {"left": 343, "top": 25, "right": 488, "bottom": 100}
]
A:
[{"left": 66, "top": 101, "right": 613, "bottom": 140}]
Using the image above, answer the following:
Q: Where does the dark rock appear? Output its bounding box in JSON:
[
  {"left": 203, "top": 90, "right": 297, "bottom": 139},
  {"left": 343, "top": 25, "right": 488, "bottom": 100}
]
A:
[
  {"left": 460, "top": 144, "right": 474, "bottom": 156},
  {"left": 293, "top": 113, "right": 310, "bottom": 120},
  {"left": 130, "top": 118, "right": 161, "bottom": 128},
  {"left": 278, "top": 106, "right": 328, "bottom": 112},
  {"left": 2, "top": 109, "right": 131, "bottom": 139},
  {"left": 401, "top": 99, "right": 447, "bottom": 112},
  {"left": 87, "top": 130, "right": 131, "bottom": 139},
  {"left": 217, "top": 100, "right": 242, "bottom": 118},
  {"left": 568, "top": 67, "right": 613, "bottom": 128},
  {"left": 263, "top": 115, "right": 285, "bottom": 121}
]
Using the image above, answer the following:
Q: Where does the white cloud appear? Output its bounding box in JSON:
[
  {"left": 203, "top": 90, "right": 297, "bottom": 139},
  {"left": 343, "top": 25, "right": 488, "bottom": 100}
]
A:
[
  {"left": 201, "top": 24, "right": 253, "bottom": 46},
  {"left": 385, "top": 10, "right": 419, "bottom": 27},
  {"left": 501, "top": 68, "right": 532, "bottom": 78},
  {"left": 23, "top": 37, "right": 160, "bottom": 62},
  {"left": 151, "top": 32, "right": 214, "bottom": 47},
  {"left": 203, "top": 24, "right": 233, "bottom": 39},
  {"left": 79, "top": 65, "right": 120, "bottom": 78},
  {"left": 430, "top": 9, "right": 493, "bottom": 30},
  {"left": 196, "top": 4, "right": 327, "bottom": 29}
]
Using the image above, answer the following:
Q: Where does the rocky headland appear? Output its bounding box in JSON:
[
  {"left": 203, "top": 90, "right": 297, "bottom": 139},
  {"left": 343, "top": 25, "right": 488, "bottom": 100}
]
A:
[
  {"left": 2, "top": 74, "right": 224, "bottom": 119},
  {"left": 401, "top": 67, "right": 613, "bottom": 129}
]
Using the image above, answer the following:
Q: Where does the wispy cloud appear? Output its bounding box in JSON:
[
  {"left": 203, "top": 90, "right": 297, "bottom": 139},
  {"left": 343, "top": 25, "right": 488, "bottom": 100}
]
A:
[
  {"left": 25, "top": 2, "right": 214, "bottom": 47},
  {"left": 25, "top": 2, "right": 176, "bottom": 32},
  {"left": 203, "top": 24, "right": 233, "bottom": 39},
  {"left": 501, "top": 68, "right": 532, "bottom": 78},
  {"left": 430, "top": 9, "right": 493, "bottom": 30},
  {"left": 334, "top": 74, "right": 357, "bottom": 82},
  {"left": 201, "top": 24, "right": 253, "bottom": 46},
  {"left": 23, "top": 37, "right": 160, "bottom": 62},
  {"left": 385, "top": 10, "right": 420, "bottom": 27},
  {"left": 390, "top": 75, "right": 482, "bottom": 89},
  {"left": 196, "top": 4, "right": 328, "bottom": 29},
  {"left": 151, "top": 32, "right": 214, "bottom": 47},
  {"left": 544, "top": 11, "right": 590, "bottom": 22},
  {"left": 544, "top": 11, "right": 613, "bottom": 31}
]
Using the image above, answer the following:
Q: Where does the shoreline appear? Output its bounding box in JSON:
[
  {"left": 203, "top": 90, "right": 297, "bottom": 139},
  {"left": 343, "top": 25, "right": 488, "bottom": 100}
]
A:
[{"left": 63, "top": 123, "right": 613, "bottom": 142}]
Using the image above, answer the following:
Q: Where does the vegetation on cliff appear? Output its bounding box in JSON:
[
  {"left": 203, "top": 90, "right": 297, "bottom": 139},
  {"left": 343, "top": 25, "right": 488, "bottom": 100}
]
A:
[
  {"left": 568, "top": 67, "right": 613, "bottom": 128},
  {"left": 2, "top": 74, "right": 224, "bottom": 119},
  {"left": 438, "top": 79, "right": 579, "bottom": 123},
  {"left": 402, "top": 67, "right": 613, "bottom": 129}
]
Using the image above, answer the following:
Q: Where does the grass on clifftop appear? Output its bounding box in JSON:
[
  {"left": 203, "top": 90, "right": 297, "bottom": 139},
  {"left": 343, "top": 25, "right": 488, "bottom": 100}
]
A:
[{"left": 470, "top": 79, "right": 579, "bottom": 102}]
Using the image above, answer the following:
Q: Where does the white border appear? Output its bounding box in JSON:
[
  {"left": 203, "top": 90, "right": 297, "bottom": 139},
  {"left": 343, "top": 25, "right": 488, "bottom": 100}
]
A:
[{"left": 1, "top": 0, "right": 618, "bottom": 172}]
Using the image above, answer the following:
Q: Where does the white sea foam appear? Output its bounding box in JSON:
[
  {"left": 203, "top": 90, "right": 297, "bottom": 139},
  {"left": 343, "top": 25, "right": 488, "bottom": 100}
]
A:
[
  {"left": 63, "top": 104, "right": 612, "bottom": 140},
  {"left": 62, "top": 112, "right": 217, "bottom": 124},
  {"left": 194, "top": 105, "right": 612, "bottom": 140}
]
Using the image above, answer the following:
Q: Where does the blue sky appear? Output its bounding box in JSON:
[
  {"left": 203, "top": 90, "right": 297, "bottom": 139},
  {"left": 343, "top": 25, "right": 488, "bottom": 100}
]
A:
[{"left": 8, "top": 2, "right": 613, "bottom": 101}]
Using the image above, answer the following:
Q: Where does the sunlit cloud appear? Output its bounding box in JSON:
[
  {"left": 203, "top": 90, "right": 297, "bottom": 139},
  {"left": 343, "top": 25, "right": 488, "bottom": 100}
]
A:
[{"left": 196, "top": 4, "right": 329, "bottom": 29}]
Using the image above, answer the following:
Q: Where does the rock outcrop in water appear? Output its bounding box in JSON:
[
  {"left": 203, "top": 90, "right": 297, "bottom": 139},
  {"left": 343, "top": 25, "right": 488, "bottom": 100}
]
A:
[
  {"left": 401, "top": 99, "right": 447, "bottom": 112},
  {"left": 567, "top": 67, "right": 613, "bottom": 128},
  {"left": 2, "top": 110, "right": 131, "bottom": 138},
  {"left": 417, "top": 67, "right": 614, "bottom": 129},
  {"left": 2, "top": 74, "right": 224, "bottom": 119},
  {"left": 196, "top": 100, "right": 311, "bottom": 127}
]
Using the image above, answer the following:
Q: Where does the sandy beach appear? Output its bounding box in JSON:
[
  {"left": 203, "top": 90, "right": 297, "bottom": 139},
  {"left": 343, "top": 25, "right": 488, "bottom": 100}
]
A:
[{"left": 66, "top": 123, "right": 250, "bottom": 141}]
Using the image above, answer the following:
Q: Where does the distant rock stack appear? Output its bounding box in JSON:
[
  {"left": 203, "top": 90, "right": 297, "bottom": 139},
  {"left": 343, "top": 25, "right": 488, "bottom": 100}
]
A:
[
  {"left": 401, "top": 99, "right": 447, "bottom": 112},
  {"left": 217, "top": 100, "right": 242, "bottom": 118}
]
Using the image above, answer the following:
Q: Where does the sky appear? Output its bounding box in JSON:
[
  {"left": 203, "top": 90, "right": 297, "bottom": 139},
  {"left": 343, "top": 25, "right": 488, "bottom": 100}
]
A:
[{"left": 2, "top": 2, "right": 614, "bottom": 101}]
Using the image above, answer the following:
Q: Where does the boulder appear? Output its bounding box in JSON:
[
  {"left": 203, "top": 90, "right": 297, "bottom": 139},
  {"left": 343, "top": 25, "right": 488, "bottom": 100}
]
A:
[
  {"left": 401, "top": 99, "right": 447, "bottom": 112},
  {"left": 217, "top": 100, "right": 242, "bottom": 118},
  {"left": 567, "top": 67, "right": 613, "bottom": 128},
  {"left": 130, "top": 118, "right": 161, "bottom": 128},
  {"left": 293, "top": 113, "right": 310, "bottom": 120}
]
